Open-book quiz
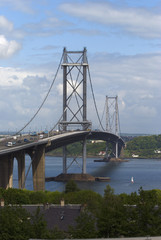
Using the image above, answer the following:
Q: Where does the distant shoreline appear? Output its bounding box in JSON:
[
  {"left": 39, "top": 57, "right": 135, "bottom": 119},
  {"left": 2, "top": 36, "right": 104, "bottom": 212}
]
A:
[{"left": 46, "top": 153, "right": 161, "bottom": 161}]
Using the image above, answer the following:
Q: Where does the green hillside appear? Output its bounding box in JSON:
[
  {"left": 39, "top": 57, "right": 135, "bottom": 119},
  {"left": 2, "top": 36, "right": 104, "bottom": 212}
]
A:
[
  {"left": 124, "top": 134, "right": 161, "bottom": 158},
  {"left": 46, "top": 140, "right": 108, "bottom": 157}
]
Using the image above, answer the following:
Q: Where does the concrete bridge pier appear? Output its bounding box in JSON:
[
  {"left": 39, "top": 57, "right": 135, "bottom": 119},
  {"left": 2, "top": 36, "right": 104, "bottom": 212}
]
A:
[
  {"left": 15, "top": 150, "right": 25, "bottom": 189},
  {"left": 28, "top": 145, "right": 45, "bottom": 191},
  {"left": 0, "top": 154, "right": 14, "bottom": 189},
  {"left": 119, "top": 146, "right": 124, "bottom": 158},
  {"left": 115, "top": 141, "right": 118, "bottom": 158}
]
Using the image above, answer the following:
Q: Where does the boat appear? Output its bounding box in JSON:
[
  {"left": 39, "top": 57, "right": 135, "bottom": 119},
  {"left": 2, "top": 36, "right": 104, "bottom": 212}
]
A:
[{"left": 131, "top": 176, "right": 134, "bottom": 183}]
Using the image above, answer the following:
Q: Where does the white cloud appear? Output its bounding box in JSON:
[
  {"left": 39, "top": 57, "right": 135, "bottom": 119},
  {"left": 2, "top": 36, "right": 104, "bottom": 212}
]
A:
[
  {"left": 0, "top": 0, "right": 34, "bottom": 14},
  {"left": 0, "top": 35, "right": 21, "bottom": 59},
  {"left": 60, "top": 2, "right": 161, "bottom": 38},
  {"left": 0, "top": 15, "right": 13, "bottom": 32},
  {"left": 24, "top": 17, "right": 68, "bottom": 37},
  {"left": 57, "top": 80, "right": 82, "bottom": 96},
  {"left": 0, "top": 15, "right": 25, "bottom": 40},
  {"left": 0, "top": 67, "right": 22, "bottom": 86}
]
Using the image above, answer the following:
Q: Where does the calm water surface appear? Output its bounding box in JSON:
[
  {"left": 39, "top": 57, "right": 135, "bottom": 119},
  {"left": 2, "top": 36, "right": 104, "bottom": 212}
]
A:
[{"left": 13, "top": 156, "right": 161, "bottom": 195}]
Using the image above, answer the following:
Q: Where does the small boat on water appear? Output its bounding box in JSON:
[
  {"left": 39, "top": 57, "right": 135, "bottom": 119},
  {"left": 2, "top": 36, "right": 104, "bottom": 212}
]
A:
[{"left": 131, "top": 176, "right": 134, "bottom": 183}]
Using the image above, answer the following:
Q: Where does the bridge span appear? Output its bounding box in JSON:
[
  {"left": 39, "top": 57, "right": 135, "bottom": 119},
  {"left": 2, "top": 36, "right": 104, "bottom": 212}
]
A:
[{"left": 0, "top": 130, "right": 124, "bottom": 191}]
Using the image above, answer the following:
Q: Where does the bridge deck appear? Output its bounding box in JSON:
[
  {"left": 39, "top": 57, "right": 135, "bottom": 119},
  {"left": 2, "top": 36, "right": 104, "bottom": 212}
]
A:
[{"left": 0, "top": 130, "right": 125, "bottom": 156}]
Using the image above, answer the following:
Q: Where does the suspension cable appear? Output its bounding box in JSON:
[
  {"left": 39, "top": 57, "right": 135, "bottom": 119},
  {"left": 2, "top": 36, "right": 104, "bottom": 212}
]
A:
[
  {"left": 16, "top": 52, "right": 64, "bottom": 135},
  {"left": 87, "top": 65, "right": 105, "bottom": 131}
]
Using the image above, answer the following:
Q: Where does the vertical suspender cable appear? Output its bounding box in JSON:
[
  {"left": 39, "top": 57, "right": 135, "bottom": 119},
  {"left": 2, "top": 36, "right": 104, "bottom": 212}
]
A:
[{"left": 87, "top": 66, "right": 105, "bottom": 131}]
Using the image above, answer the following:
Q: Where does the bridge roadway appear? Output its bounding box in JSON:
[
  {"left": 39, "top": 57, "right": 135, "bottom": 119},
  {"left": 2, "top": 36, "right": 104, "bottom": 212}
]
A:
[
  {"left": 0, "top": 130, "right": 124, "bottom": 155},
  {"left": 0, "top": 130, "right": 125, "bottom": 191}
]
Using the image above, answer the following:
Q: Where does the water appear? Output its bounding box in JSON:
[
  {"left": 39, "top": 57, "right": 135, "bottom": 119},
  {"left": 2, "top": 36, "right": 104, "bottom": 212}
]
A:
[{"left": 13, "top": 156, "right": 161, "bottom": 195}]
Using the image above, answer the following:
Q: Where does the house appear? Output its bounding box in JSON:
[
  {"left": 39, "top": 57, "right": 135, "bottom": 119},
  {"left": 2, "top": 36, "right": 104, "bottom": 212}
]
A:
[
  {"left": 0, "top": 199, "right": 83, "bottom": 231},
  {"left": 98, "top": 151, "right": 106, "bottom": 156},
  {"left": 132, "top": 154, "right": 139, "bottom": 158},
  {"left": 154, "top": 150, "right": 161, "bottom": 154}
]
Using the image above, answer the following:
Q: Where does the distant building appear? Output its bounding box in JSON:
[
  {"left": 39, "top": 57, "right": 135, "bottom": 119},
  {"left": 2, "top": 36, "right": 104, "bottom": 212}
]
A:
[
  {"left": 91, "top": 140, "right": 104, "bottom": 143},
  {"left": 98, "top": 151, "right": 106, "bottom": 156},
  {"left": 154, "top": 150, "right": 161, "bottom": 154},
  {"left": 132, "top": 154, "right": 139, "bottom": 158}
]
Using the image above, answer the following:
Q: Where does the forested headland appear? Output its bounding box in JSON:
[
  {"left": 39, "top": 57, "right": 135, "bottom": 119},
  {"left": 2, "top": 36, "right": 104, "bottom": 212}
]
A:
[
  {"left": 124, "top": 134, "right": 161, "bottom": 158},
  {"left": 1, "top": 182, "right": 161, "bottom": 239}
]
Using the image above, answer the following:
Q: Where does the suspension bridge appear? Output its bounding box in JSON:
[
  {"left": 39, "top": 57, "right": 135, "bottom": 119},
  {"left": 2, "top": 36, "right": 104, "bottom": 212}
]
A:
[{"left": 0, "top": 48, "right": 125, "bottom": 191}]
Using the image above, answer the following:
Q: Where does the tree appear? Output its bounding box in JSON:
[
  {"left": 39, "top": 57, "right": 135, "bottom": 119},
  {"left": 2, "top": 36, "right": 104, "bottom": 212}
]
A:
[
  {"left": 97, "top": 185, "right": 128, "bottom": 238},
  {"left": 0, "top": 206, "right": 32, "bottom": 240},
  {"left": 2, "top": 188, "right": 30, "bottom": 204},
  {"left": 30, "top": 207, "right": 49, "bottom": 239},
  {"left": 68, "top": 210, "right": 97, "bottom": 239},
  {"left": 134, "top": 187, "right": 161, "bottom": 236},
  {"left": 28, "top": 190, "right": 47, "bottom": 204},
  {"left": 65, "top": 180, "right": 80, "bottom": 193},
  {"left": 50, "top": 226, "right": 66, "bottom": 239}
]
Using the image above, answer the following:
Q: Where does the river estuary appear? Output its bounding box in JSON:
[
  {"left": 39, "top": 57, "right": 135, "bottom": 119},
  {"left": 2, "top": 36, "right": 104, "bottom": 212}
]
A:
[{"left": 13, "top": 156, "right": 161, "bottom": 195}]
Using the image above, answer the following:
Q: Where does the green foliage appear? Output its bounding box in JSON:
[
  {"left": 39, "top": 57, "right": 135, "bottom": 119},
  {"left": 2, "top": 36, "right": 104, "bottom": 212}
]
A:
[
  {"left": 45, "top": 190, "right": 62, "bottom": 204},
  {"left": 125, "top": 134, "right": 161, "bottom": 158},
  {"left": 28, "top": 190, "right": 48, "bottom": 204},
  {"left": 2, "top": 186, "right": 161, "bottom": 238},
  {"left": 65, "top": 180, "right": 80, "bottom": 193},
  {"left": 133, "top": 187, "right": 161, "bottom": 236},
  {"left": 49, "top": 226, "right": 67, "bottom": 239},
  {"left": 47, "top": 140, "right": 108, "bottom": 157},
  {"left": 2, "top": 188, "right": 30, "bottom": 205},
  {"left": 97, "top": 185, "right": 128, "bottom": 238},
  {"left": 68, "top": 210, "right": 97, "bottom": 239},
  {"left": 0, "top": 206, "right": 32, "bottom": 240},
  {"left": 30, "top": 207, "right": 49, "bottom": 239},
  {"left": 62, "top": 189, "right": 102, "bottom": 214},
  {"left": 0, "top": 206, "right": 54, "bottom": 240},
  {"left": 119, "top": 191, "right": 139, "bottom": 205}
]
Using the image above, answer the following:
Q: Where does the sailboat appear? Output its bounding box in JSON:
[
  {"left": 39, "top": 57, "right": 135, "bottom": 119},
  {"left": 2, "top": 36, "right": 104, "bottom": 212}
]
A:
[{"left": 131, "top": 176, "right": 134, "bottom": 183}]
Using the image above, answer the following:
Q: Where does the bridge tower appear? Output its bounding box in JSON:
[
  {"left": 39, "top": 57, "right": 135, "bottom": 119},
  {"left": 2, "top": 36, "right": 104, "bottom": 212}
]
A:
[
  {"left": 106, "top": 96, "right": 119, "bottom": 158},
  {"left": 59, "top": 48, "right": 91, "bottom": 174}
]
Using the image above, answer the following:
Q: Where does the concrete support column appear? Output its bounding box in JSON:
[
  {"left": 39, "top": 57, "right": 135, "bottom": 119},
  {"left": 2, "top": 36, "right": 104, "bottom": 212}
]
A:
[
  {"left": 119, "top": 146, "right": 124, "bottom": 158},
  {"left": 116, "top": 141, "right": 118, "bottom": 158},
  {"left": 32, "top": 145, "right": 45, "bottom": 191},
  {"left": 15, "top": 151, "right": 25, "bottom": 189},
  {"left": 0, "top": 154, "right": 13, "bottom": 189},
  {"left": 82, "top": 139, "right": 87, "bottom": 174},
  {"left": 63, "top": 146, "right": 67, "bottom": 174}
]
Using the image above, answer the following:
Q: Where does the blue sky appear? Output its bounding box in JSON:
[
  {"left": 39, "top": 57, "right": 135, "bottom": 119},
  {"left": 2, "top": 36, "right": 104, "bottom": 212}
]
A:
[{"left": 0, "top": 0, "right": 161, "bottom": 134}]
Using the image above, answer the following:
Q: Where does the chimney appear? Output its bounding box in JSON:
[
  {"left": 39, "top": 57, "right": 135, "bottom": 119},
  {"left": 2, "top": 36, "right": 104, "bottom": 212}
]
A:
[
  {"left": 60, "top": 199, "right": 65, "bottom": 207},
  {"left": 0, "top": 199, "right": 4, "bottom": 207},
  {"left": 43, "top": 202, "right": 49, "bottom": 210}
]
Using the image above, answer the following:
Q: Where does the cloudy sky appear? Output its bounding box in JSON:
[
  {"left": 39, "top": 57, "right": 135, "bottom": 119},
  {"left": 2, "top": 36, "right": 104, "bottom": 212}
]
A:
[{"left": 0, "top": 0, "right": 160, "bottom": 135}]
